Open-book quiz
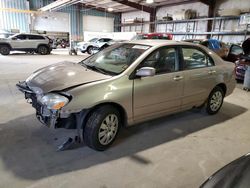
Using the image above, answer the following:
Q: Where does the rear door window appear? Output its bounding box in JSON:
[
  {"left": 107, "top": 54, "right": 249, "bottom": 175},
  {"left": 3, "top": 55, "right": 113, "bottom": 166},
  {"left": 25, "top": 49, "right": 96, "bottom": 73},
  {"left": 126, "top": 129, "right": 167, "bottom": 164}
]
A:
[
  {"left": 16, "top": 34, "right": 26, "bottom": 40},
  {"left": 27, "top": 35, "right": 45, "bottom": 40},
  {"left": 182, "top": 47, "right": 214, "bottom": 70}
]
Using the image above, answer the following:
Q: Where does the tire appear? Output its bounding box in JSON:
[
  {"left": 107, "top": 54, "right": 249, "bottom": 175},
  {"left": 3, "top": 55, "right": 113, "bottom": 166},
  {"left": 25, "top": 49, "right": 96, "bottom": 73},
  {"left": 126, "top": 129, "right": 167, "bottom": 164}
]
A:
[
  {"left": 87, "top": 46, "right": 93, "bottom": 54},
  {"left": 84, "top": 105, "right": 121, "bottom": 151},
  {"left": 206, "top": 86, "right": 224, "bottom": 115},
  {"left": 0, "top": 45, "right": 10, "bottom": 55},
  {"left": 37, "top": 45, "right": 49, "bottom": 55}
]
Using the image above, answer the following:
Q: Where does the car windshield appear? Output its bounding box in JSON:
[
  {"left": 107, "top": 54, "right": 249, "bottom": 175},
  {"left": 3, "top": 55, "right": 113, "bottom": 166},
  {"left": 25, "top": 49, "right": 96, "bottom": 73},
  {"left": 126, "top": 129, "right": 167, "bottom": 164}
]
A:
[
  {"left": 80, "top": 43, "right": 151, "bottom": 75},
  {"left": 89, "top": 38, "right": 98, "bottom": 42}
]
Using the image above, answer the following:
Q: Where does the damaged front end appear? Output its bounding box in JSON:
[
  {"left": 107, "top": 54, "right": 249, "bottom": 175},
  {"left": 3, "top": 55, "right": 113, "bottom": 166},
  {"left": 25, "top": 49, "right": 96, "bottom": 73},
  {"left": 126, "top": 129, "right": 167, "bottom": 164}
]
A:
[{"left": 16, "top": 81, "right": 76, "bottom": 129}]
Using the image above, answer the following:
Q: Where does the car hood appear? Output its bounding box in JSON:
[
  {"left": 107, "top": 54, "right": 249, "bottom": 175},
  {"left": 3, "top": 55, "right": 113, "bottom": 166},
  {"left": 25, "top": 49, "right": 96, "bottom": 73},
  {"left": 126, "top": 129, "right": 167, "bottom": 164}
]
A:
[{"left": 26, "top": 61, "right": 111, "bottom": 93}]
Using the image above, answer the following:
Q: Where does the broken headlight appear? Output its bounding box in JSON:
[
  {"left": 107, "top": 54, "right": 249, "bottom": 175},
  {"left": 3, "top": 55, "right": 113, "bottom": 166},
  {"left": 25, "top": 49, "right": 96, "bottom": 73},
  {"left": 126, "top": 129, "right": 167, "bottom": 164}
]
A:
[{"left": 40, "top": 93, "right": 69, "bottom": 110}]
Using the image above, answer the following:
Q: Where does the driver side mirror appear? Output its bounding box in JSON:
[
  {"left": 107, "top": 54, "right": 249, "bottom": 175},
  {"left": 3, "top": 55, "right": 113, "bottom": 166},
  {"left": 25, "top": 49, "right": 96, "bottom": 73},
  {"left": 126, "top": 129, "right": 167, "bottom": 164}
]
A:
[
  {"left": 136, "top": 67, "right": 156, "bottom": 77},
  {"left": 12, "top": 37, "right": 17, "bottom": 40}
]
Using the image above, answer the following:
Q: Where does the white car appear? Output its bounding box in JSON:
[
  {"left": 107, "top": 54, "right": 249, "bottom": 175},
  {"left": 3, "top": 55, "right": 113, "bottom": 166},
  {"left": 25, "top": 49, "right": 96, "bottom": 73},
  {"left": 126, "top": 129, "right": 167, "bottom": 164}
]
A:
[
  {"left": 0, "top": 33, "right": 52, "bottom": 55},
  {"left": 75, "top": 38, "right": 112, "bottom": 54}
]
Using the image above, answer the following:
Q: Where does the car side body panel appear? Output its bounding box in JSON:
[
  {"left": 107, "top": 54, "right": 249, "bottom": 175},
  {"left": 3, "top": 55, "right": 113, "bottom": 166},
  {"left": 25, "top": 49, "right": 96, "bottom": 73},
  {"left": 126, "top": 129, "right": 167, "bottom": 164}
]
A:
[
  {"left": 63, "top": 42, "right": 235, "bottom": 126},
  {"left": 17, "top": 40, "right": 236, "bottom": 129},
  {"left": 62, "top": 75, "right": 134, "bottom": 125},
  {"left": 133, "top": 72, "right": 184, "bottom": 124}
]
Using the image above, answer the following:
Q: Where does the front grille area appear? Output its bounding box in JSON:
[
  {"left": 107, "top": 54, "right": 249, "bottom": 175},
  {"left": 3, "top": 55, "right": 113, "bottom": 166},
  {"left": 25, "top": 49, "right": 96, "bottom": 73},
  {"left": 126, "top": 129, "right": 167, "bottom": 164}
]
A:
[{"left": 17, "top": 81, "right": 60, "bottom": 128}]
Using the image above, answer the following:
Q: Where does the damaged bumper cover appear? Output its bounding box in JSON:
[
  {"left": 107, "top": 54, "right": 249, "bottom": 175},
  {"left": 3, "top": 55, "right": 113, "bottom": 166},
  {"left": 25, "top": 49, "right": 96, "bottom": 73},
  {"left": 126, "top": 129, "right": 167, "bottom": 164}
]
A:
[{"left": 16, "top": 81, "right": 75, "bottom": 129}]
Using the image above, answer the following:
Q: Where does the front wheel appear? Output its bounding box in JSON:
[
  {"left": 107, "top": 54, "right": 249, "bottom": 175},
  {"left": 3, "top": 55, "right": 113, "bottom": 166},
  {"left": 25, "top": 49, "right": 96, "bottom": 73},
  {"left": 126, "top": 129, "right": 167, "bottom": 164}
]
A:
[
  {"left": 87, "top": 46, "right": 93, "bottom": 54},
  {"left": 206, "top": 86, "right": 224, "bottom": 115},
  {"left": 0, "top": 45, "right": 10, "bottom": 55},
  {"left": 84, "top": 105, "right": 121, "bottom": 151}
]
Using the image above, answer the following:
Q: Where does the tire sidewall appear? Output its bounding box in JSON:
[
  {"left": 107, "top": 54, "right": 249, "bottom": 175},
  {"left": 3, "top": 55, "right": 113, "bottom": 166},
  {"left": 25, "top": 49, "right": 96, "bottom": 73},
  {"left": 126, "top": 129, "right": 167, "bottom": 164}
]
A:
[
  {"left": 0, "top": 46, "right": 10, "bottom": 55},
  {"left": 84, "top": 106, "right": 121, "bottom": 151},
  {"left": 87, "top": 46, "right": 93, "bottom": 54},
  {"left": 38, "top": 45, "right": 48, "bottom": 55},
  {"left": 206, "top": 86, "right": 224, "bottom": 115}
]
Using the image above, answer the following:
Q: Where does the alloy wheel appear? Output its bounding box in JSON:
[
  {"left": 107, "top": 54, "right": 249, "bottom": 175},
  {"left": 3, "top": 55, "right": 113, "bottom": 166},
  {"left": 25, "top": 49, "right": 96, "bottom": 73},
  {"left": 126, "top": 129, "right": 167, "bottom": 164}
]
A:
[
  {"left": 98, "top": 114, "right": 119, "bottom": 145},
  {"left": 210, "top": 91, "right": 223, "bottom": 112}
]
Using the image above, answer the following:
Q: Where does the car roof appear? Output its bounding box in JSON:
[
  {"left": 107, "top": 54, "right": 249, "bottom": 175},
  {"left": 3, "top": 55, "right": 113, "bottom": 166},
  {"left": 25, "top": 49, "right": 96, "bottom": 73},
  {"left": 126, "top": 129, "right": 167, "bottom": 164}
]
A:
[{"left": 126, "top": 39, "right": 192, "bottom": 47}]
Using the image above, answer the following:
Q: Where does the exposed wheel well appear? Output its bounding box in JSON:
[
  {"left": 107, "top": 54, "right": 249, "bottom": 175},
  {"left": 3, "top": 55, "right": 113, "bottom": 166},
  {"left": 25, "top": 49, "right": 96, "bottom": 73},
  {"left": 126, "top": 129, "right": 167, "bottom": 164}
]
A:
[
  {"left": 37, "top": 44, "right": 49, "bottom": 49},
  {"left": 83, "top": 102, "right": 128, "bottom": 129},
  {"left": 216, "top": 83, "right": 227, "bottom": 96},
  {"left": 0, "top": 43, "right": 12, "bottom": 49}
]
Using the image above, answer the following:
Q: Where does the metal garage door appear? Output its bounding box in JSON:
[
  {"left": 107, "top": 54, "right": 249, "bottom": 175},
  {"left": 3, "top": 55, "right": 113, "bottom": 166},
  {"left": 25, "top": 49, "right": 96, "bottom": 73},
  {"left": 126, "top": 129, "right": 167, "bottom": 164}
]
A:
[
  {"left": 83, "top": 15, "right": 114, "bottom": 32},
  {"left": 33, "top": 12, "right": 70, "bottom": 32}
]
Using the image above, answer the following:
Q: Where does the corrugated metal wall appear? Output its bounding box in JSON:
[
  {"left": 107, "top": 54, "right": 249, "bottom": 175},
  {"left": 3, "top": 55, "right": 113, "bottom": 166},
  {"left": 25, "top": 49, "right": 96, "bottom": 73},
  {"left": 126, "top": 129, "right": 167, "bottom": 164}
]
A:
[
  {"left": 81, "top": 8, "right": 120, "bottom": 32},
  {"left": 0, "top": 0, "right": 120, "bottom": 39},
  {"left": 0, "top": 0, "right": 30, "bottom": 33},
  {"left": 30, "top": 0, "right": 120, "bottom": 36},
  {"left": 60, "top": 5, "right": 83, "bottom": 41}
]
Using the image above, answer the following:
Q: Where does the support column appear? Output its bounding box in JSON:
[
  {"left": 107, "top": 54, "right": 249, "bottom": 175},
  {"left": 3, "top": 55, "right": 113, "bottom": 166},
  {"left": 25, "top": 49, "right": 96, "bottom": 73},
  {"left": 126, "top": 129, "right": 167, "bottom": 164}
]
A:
[{"left": 206, "top": 0, "right": 215, "bottom": 39}]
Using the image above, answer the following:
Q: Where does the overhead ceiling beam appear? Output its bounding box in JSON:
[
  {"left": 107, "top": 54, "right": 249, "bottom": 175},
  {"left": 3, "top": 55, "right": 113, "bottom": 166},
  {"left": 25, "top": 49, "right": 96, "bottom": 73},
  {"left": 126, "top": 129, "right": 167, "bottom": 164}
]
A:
[
  {"left": 112, "top": 0, "right": 154, "bottom": 13},
  {"left": 77, "top": 3, "right": 120, "bottom": 15},
  {"left": 153, "top": 0, "right": 201, "bottom": 7}
]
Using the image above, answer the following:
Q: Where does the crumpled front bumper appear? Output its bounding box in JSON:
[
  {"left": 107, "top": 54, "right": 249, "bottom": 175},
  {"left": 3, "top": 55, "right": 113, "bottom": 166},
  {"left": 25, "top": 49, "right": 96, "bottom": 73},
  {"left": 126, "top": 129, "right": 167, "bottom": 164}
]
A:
[{"left": 16, "top": 81, "right": 59, "bottom": 128}]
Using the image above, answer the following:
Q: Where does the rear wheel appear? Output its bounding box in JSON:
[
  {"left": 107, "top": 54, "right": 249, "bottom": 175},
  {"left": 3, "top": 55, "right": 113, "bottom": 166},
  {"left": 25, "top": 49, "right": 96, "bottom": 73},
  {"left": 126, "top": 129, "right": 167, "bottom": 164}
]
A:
[
  {"left": 37, "top": 45, "right": 49, "bottom": 55},
  {"left": 206, "top": 86, "right": 224, "bottom": 115},
  {"left": 84, "top": 105, "right": 121, "bottom": 151},
  {"left": 0, "top": 45, "right": 10, "bottom": 55}
]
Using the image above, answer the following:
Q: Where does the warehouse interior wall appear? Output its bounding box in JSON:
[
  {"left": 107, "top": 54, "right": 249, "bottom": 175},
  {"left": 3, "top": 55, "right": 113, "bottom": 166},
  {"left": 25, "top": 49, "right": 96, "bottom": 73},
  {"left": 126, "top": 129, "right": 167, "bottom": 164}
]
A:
[
  {"left": 31, "top": 12, "right": 70, "bottom": 33},
  {"left": 0, "top": 0, "right": 119, "bottom": 41},
  {"left": 0, "top": 0, "right": 30, "bottom": 33},
  {"left": 215, "top": 0, "right": 250, "bottom": 43},
  {"left": 121, "top": 11, "right": 150, "bottom": 33},
  {"left": 120, "top": 0, "right": 249, "bottom": 43},
  {"left": 156, "top": 2, "right": 209, "bottom": 41}
]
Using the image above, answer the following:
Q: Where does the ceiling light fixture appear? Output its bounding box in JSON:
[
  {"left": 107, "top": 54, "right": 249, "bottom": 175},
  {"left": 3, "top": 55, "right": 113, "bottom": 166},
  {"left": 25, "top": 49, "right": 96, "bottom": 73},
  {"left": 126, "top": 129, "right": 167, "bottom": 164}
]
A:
[
  {"left": 146, "top": 0, "right": 154, "bottom": 4},
  {"left": 107, "top": 7, "right": 114, "bottom": 12}
]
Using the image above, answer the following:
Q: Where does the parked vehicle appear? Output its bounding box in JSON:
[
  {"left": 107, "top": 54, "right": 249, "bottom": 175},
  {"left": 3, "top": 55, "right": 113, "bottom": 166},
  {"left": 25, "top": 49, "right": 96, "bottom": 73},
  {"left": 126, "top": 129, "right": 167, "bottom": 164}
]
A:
[
  {"left": 235, "top": 38, "right": 250, "bottom": 81},
  {"left": 75, "top": 38, "right": 112, "bottom": 54},
  {"left": 91, "top": 33, "right": 173, "bottom": 54},
  {"left": 0, "top": 33, "right": 52, "bottom": 55},
  {"left": 133, "top": 33, "right": 173, "bottom": 40},
  {"left": 60, "top": 39, "right": 70, "bottom": 48},
  {"left": 235, "top": 56, "right": 250, "bottom": 81},
  {"left": 91, "top": 40, "right": 126, "bottom": 54},
  {"left": 184, "top": 39, "right": 243, "bottom": 62},
  {"left": 16, "top": 40, "right": 236, "bottom": 151},
  {"left": 200, "top": 152, "right": 250, "bottom": 188}
]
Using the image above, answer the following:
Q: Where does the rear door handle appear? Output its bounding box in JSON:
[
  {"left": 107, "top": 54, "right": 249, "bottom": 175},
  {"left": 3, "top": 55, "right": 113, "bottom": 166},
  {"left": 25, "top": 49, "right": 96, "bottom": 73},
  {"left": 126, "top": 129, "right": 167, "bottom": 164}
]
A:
[
  {"left": 173, "top": 75, "right": 183, "bottom": 81},
  {"left": 208, "top": 70, "right": 216, "bottom": 74}
]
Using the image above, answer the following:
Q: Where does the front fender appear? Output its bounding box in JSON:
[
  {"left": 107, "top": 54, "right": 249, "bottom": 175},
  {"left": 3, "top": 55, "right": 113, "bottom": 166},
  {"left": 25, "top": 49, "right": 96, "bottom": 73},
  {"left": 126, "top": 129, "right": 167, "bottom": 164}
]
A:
[{"left": 61, "top": 75, "right": 133, "bottom": 121}]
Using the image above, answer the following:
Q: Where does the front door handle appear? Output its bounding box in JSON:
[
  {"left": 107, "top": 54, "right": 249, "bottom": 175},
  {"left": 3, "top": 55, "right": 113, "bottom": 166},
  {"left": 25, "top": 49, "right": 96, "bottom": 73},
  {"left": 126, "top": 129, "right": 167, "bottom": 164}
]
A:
[
  {"left": 208, "top": 70, "right": 216, "bottom": 75},
  {"left": 173, "top": 75, "right": 183, "bottom": 81}
]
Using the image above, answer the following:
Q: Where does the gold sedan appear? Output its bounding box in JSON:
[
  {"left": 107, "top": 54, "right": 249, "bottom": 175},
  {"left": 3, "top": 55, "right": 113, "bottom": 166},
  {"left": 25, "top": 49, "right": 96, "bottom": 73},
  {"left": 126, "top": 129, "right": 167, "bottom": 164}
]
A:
[{"left": 17, "top": 40, "right": 236, "bottom": 151}]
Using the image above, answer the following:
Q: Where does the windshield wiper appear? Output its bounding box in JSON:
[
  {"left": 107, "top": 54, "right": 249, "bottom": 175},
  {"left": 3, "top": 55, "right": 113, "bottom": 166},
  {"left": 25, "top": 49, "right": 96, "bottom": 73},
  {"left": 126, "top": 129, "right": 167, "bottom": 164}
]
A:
[
  {"left": 90, "top": 66, "right": 109, "bottom": 75},
  {"left": 81, "top": 62, "right": 115, "bottom": 75}
]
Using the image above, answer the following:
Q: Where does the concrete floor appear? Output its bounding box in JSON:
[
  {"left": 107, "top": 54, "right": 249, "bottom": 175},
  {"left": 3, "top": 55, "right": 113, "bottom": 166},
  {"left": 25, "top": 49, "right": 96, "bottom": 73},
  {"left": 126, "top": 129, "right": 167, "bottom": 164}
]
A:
[{"left": 0, "top": 50, "right": 250, "bottom": 188}]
